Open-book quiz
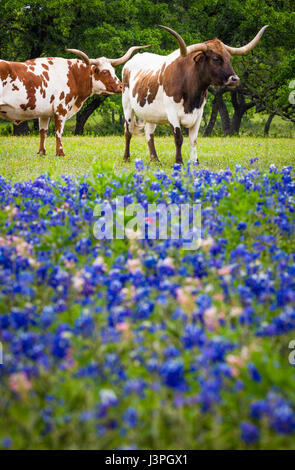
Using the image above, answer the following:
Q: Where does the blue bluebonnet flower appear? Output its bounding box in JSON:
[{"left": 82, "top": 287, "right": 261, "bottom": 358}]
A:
[
  {"left": 240, "top": 422, "right": 260, "bottom": 444},
  {"left": 160, "top": 359, "right": 185, "bottom": 389},
  {"left": 248, "top": 363, "right": 262, "bottom": 382},
  {"left": 135, "top": 159, "right": 145, "bottom": 172},
  {"left": 270, "top": 404, "right": 295, "bottom": 435},
  {"left": 182, "top": 324, "right": 206, "bottom": 349},
  {"left": 123, "top": 407, "right": 138, "bottom": 427},
  {"left": 1, "top": 437, "right": 12, "bottom": 449},
  {"left": 74, "top": 313, "right": 95, "bottom": 337}
]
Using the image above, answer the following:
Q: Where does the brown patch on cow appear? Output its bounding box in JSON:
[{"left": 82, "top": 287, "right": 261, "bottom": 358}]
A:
[
  {"left": 134, "top": 70, "right": 142, "bottom": 80},
  {"left": 59, "top": 91, "right": 65, "bottom": 100},
  {"left": 42, "top": 63, "right": 49, "bottom": 71},
  {"left": 0, "top": 63, "right": 10, "bottom": 83},
  {"left": 162, "top": 55, "right": 209, "bottom": 113},
  {"left": 132, "top": 70, "right": 161, "bottom": 107},
  {"left": 56, "top": 103, "right": 67, "bottom": 117},
  {"left": 159, "top": 63, "right": 166, "bottom": 84},
  {"left": 48, "top": 59, "right": 54, "bottom": 65},
  {"left": 25, "top": 59, "right": 36, "bottom": 65},
  {"left": 38, "top": 129, "right": 48, "bottom": 155},
  {"left": 50, "top": 94, "right": 54, "bottom": 103},
  {"left": 12, "top": 84, "right": 19, "bottom": 91},
  {"left": 42, "top": 71, "right": 49, "bottom": 81},
  {"left": 122, "top": 68, "right": 130, "bottom": 91},
  {"left": 147, "top": 133, "right": 159, "bottom": 161},
  {"left": 63, "top": 61, "right": 92, "bottom": 110}
]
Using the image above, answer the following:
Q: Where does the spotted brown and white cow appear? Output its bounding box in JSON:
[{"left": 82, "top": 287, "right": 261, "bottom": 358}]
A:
[
  {"left": 0, "top": 45, "right": 150, "bottom": 156},
  {"left": 122, "top": 25, "right": 268, "bottom": 164}
]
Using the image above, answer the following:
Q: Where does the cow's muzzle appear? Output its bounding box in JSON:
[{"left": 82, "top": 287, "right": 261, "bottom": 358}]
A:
[{"left": 224, "top": 75, "right": 240, "bottom": 87}]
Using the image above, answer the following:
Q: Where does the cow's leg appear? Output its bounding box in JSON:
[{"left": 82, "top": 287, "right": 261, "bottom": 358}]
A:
[
  {"left": 38, "top": 117, "right": 50, "bottom": 156},
  {"left": 188, "top": 106, "right": 205, "bottom": 165},
  {"left": 169, "top": 124, "right": 183, "bottom": 165},
  {"left": 123, "top": 121, "right": 132, "bottom": 162},
  {"left": 123, "top": 89, "right": 134, "bottom": 162},
  {"left": 145, "top": 123, "right": 159, "bottom": 162},
  {"left": 54, "top": 115, "right": 66, "bottom": 156}
]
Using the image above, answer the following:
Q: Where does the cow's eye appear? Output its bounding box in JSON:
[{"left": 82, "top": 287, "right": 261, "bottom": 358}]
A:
[{"left": 213, "top": 57, "right": 221, "bottom": 63}]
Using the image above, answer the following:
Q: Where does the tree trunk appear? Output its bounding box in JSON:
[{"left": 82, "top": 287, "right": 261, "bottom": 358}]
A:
[
  {"left": 219, "top": 95, "right": 230, "bottom": 135},
  {"left": 203, "top": 94, "right": 219, "bottom": 136},
  {"left": 230, "top": 110, "right": 245, "bottom": 135},
  {"left": 75, "top": 96, "right": 106, "bottom": 135},
  {"left": 13, "top": 121, "right": 29, "bottom": 136},
  {"left": 229, "top": 89, "right": 255, "bottom": 136},
  {"left": 264, "top": 113, "right": 275, "bottom": 136}
]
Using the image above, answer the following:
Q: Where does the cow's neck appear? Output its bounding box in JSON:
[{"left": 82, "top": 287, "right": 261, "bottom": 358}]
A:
[
  {"left": 164, "top": 55, "right": 210, "bottom": 115},
  {"left": 181, "top": 55, "right": 210, "bottom": 114}
]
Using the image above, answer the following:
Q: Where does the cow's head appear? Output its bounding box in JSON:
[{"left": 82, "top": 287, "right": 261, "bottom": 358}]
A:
[
  {"left": 66, "top": 46, "right": 151, "bottom": 95},
  {"left": 159, "top": 25, "right": 268, "bottom": 88}
]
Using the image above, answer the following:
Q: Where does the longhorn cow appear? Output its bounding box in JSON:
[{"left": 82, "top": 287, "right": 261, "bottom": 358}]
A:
[
  {"left": 0, "top": 45, "right": 150, "bottom": 156},
  {"left": 122, "top": 25, "right": 268, "bottom": 164}
]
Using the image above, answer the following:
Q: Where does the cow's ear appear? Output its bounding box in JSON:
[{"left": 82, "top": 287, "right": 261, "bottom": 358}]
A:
[{"left": 193, "top": 52, "right": 205, "bottom": 63}]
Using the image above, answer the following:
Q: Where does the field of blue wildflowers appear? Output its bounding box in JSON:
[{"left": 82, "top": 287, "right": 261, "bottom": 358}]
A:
[{"left": 0, "top": 158, "right": 294, "bottom": 449}]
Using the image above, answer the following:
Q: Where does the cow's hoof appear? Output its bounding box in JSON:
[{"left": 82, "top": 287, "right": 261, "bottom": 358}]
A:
[
  {"left": 37, "top": 150, "right": 46, "bottom": 156},
  {"left": 56, "top": 152, "right": 66, "bottom": 157}
]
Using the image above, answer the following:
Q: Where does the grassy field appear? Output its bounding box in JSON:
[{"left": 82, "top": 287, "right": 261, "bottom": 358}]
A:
[{"left": 0, "top": 135, "right": 294, "bottom": 181}]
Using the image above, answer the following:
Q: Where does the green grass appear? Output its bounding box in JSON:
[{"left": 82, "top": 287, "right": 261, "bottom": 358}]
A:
[{"left": 0, "top": 135, "right": 294, "bottom": 181}]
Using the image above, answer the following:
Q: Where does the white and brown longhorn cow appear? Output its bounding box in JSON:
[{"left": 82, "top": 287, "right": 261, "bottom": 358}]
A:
[
  {"left": 0, "top": 45, "right": 150, "bottom": 156},
  {"left": 122, "top": 25, "right": 268, "bottom": 164}
]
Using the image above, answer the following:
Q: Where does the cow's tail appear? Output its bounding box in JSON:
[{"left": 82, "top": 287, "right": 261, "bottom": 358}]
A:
[{"left": 129, "top": 114, "right": 144, "bottom": 135}]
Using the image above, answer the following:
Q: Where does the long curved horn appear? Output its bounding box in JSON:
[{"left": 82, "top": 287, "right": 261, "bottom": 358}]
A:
[
  {"left": 158, "top": 25, "right": 209, "bottom": 57},
  {"left": 223, "top": 25, "right": 269, "bottom": 55},
  {"left": 107, "top": 45, "right": 152, "bottom": 66},
  {"left": 158, "top": 25, "right": 188, "bottom": 56},
  {"left": 65, "top": 48, "right": 90, "bottom": 65}
]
